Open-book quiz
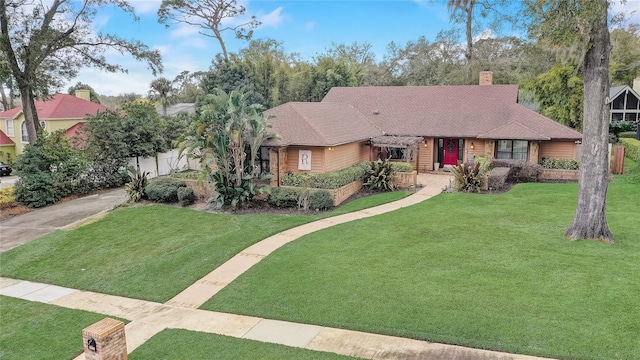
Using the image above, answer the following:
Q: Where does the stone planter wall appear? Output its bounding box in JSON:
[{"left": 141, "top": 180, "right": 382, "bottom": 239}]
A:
[
  {"left": 393, "top": 171, "right": 417, "bottom": 188},
  {"left": 280, "top": 180, "right": 363, "bottom": 207}
]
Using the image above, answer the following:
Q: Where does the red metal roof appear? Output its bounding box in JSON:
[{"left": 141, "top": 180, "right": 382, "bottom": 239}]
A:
[
  {"left": 0, "top": 129, "right": 14, "bottom": 145},
  {"left": 0, "top": 93, "right": 109, "bottom": 120}
]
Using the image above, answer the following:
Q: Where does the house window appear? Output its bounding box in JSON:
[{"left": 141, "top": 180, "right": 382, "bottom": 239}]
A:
[
  {"left": 259, "top": 147, "right": 270, "bottom": 174},
  {"left": 21, "top": 121, "right": 28, "bottom": 142},
  {"left": 387, "top": 147, "right": 414, "bottom": 161},
  {"left": 5, "top": 120, "right": 14, "bottom": 137},
  {"left": 496, "top": 140, "right": 528, "bottom": 161}
]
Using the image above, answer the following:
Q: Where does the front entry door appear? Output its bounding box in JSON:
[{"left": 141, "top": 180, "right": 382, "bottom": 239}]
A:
[{"left": 443, "top": 138, "right": 459, "bottom": 166}]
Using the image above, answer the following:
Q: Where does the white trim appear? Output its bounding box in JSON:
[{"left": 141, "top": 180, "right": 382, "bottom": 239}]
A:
[
  {"left": 5, "top": 119, "right": 14, "bottom": 137},
  {"left": 20, "top": 121, "right": 28, "bottom": 143}
]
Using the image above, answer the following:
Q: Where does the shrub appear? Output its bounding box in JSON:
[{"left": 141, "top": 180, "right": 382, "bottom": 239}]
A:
[
  {"left": 14, "top": 131, "right": 89, "bottom": 208},
  {"left": 490, "top": 159, "right": 542, "bottom": 183},
  {"left": 450, "top": 162, "right": 483, "bottom": 193},
  {"left": 210, "top": 171, "right": 268, "bottom": 209},
  {"left": 619, "top": 131, "right": 638, "bottom": 139},
  {"left": 390, "top": 162, "right": 414, "bottom": 172},
  {"left": 475, "top": 155, "right": 492, "bottom": 175},
  {"left": 145, "top": 177, "right": 187, "bottom": 203},
  {"left": 363, "top": 159, "right": 395, "bottom": 191},
  {"left": 487, "top": 167, "right": 510, "bottom": 191},
  {"left": 268, "top": 187, "right": 302, "bottom": 208},
  {"left": 281, "top": 163, "right": 368, "bottom": 189},
  {"left": 309, "top": 190, "right": 334, "bottom": 210},
  {"left": 610, "top": 121, "right": 636, "bottom": 134},
  {"left": 540, "top": 157, "right": 580, "bottom": 170},
  {"left": 177, "top": 186, "right": 196, "bottom": 206},
  {"left": 0, "top": 187, "right": 16, "bottom": 207},
  {"left": 620, "top": 138, "right": 640, "bottom": 161},
  {"left": 126, "top": 170, "right": 149, "bottom": 203}
]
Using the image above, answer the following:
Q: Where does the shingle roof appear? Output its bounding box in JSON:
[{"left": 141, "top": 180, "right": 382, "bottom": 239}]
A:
[
  {"left": 263, "top": 102, "right": 383, "bottom": 146},
  {"left": 322, "top": 86, "right": 582, "bottom": 141},
  {"left": 0, "top": 93, "right": 109, "bottom": 120},
  {"left": 0, "top": 129, "right": 14, "bottom": 145}
]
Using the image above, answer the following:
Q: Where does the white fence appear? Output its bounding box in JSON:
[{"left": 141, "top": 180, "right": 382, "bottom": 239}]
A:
[{"left": 128, "top": 150, "right": 200, "bottom": 179}]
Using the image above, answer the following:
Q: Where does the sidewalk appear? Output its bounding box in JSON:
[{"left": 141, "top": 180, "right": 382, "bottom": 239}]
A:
[
  {"left": 0, "top": 277, "right": 550, "bottom": 360},
  {"left": 0, "top": 174, "right": 553, "bottom": 359}
]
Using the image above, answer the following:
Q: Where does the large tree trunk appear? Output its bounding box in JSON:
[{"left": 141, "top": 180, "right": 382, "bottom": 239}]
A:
[
  {"left": 465, "top": 1, "right": 474, "bottom": 84},
  {"left": 18, "top": 85, "right": 41, "bottom": 144},
  {"left": 566, "top": 0, "right": 613, "bottom": 242}
]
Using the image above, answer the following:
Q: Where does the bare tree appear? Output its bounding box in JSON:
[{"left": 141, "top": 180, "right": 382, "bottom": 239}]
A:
[
  {"left": 0, "top": 0, "right": 162, "bottom": 144},
  {"left": 158, "top": 0, "right": 260, "bottom": 60}
]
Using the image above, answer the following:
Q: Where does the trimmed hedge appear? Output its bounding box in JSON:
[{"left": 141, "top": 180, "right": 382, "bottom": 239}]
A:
[
  {"left": 145, "top": 177, "right": 187, "bottom": 203},
  {"left": 620, "top": 138, "right": 640, "bottom": 161},
  {"left": 490, "top": 159, "right": 542, "bottom": 183},
  {"left": 619, "top": 131, "right": 638, "bottom": 139},
  {"left": 267, "top": 187, "right": 333, "bottom": 210},
  {"left": 390, "top": 162, "right": 414, "bottom": 172},
  {"left": 540, "top": 157, "right": 580, "bottom": 170},
  {"left": 268, "top": 188, "right": 300, "bottom": 208},
  {"left": 281, "top": 163, "right": 369, "bottom": 189}
]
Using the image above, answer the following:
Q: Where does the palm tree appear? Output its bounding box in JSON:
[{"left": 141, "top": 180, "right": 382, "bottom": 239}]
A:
[{"left": 149, "top": 77, "right": 177, "bottom": 116}]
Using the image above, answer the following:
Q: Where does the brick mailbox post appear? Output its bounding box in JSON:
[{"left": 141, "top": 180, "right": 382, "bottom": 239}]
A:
[{"left": 82, "top": 318, "right": 127, "bottom": 360}]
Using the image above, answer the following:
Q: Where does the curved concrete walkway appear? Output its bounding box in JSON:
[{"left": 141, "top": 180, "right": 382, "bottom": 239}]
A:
[{"left": 0, "top": 174, "right": 554, "bottom": 359}]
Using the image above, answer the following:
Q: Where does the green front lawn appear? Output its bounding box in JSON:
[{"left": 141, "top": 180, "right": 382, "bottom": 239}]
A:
[
  {"left": 0, "top": 191, "right": 409, "bottom": 302},
  {"left": 0, "top": 296, "right": 116, "bottom": 360},
  {"left": 201, "top": 182, "right": 640, "bottom": 360},
  {"left": 129, "top": 329, "right": 357, "bottom": 359}
]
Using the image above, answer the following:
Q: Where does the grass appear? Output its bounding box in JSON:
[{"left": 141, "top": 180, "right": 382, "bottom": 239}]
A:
[
  {"left": 129, "top": 329, "right": 356, "bottom": 359},
  {"left": 201, "top": 181, "right": 640, "bottom": 360},
  {"left": 0, "top": 191, "right": 410, "bottom": 302},
  {"left": 0, "top": 296, "right": 117, "bottom": 360}
]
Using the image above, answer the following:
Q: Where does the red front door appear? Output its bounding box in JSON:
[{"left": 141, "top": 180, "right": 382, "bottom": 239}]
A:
[{"left": 443, "top": 138, "right": 459, "bottom": 165}]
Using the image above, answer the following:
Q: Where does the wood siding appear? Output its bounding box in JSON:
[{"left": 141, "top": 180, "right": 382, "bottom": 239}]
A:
[
  {"left": 324, "top": 142, "right": 369, "bottom": 172},
  {"left": 539, "top": 141, "right": 578, "bottom": 160}
]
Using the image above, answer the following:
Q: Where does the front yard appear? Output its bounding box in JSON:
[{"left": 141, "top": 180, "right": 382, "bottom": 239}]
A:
[
  {"left": 201, "top": 179, "right": 639, "bottom": 360},
  {"left": 1, "top": 175, "right": 638, "bottom": 360}
]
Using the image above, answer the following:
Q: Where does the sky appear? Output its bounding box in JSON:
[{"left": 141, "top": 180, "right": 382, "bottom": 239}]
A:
[{"left": 65, "top": 0, "right": 640, "bottom": 97}]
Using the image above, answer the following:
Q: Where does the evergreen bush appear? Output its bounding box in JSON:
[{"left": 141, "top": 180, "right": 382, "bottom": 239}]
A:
[
  {"left": 540, "top": 157, "right": 580, "bottom": 170},
  {"left": 309, "top": 190, "right": 334, "bottom": 210},
  {"left": 145, "top": 177, "right": 187, "bottom": 203},
  {"left": 177, "top": 186, "right": 196, "bottom": 206}
]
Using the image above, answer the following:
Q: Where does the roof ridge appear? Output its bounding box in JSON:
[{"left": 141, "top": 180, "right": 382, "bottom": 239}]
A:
[
  {"left": 348, "top": 104, "right": 386, "bottom": 135},
  {"left": 289, "top": 103, "right": 331, "bottom": 145}
]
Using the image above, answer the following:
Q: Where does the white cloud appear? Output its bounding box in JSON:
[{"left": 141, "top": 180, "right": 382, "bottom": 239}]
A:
[
  {"left": 169, "top": 24, "right": 201, "bottom": 39},
  {"left": 473, "top": 29, "right": 495, "bottom": 42},
  {"left": 258, "top": 6, "right": 285, "bottom": 28},
  {"left": 129, "top": 0, "right": 162, "bottom": 15},
  {"left": 611, "top": 0, "right": 640, "bottom": 27}
]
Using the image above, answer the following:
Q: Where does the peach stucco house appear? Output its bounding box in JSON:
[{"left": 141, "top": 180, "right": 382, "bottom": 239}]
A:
[
  {"left": 0, "top": 90, "right": 108, "bottom": 162},
  {"left": 261, "top": 72, "right": 582, "bottom": 186}
]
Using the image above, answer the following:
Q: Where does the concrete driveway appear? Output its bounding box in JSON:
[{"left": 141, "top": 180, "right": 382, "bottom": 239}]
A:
[
  {"left": 0, "top": 188, "right": 127, "bottom": 252},
  {"left": 0, "top": 175, "right": 19, "bottom": 190}
]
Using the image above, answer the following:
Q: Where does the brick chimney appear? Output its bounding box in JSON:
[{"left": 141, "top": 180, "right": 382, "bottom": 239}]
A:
[
  {"left": 479, "top": 71, "right": 493, "bottom": 86},
  {"left": 75, "top": 89, "right": 91, "bottom": 101}
]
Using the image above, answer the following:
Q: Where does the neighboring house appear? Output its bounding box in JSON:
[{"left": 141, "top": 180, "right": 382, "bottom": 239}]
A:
[
  {"left": 0, "top": 129, "right": 15, "bottom": 163},
  {"left": 262, "top": 72, "right": 583, "bottom": 185},
  {"left": 609, "top": 80, "right": 640, "bottom": 123},
  {"left": 0, "top": 90, "right": 108, "bottom": 160}
]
